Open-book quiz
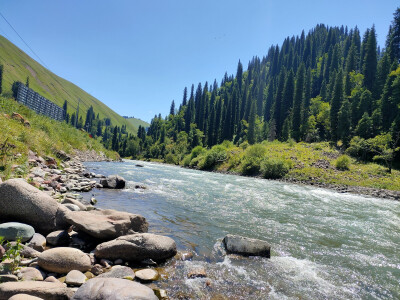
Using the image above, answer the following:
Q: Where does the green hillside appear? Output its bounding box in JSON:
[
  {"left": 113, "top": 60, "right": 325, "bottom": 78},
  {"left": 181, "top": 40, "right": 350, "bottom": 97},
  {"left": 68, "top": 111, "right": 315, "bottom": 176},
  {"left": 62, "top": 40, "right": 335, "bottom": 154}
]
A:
[
  {"left": 124, "top": 117, "right": 150, "bottom": 129},
  {"left": 0, "top": 35, "right": 136, "bottom": 133}
]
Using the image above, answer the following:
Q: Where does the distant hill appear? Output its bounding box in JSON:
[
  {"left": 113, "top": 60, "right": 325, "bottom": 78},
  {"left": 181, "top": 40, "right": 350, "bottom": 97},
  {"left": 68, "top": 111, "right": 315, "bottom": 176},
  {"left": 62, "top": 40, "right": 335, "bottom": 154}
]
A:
[
  {"left": 123, "top": 116, "right": 150, "bottom": 129},
  {"left": 0, "top": 35, "right": 137, "bottom": 133}
]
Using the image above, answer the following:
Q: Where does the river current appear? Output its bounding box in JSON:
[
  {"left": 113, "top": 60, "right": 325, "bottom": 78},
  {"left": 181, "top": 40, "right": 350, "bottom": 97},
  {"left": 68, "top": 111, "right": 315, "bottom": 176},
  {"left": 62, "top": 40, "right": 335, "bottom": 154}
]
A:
[{"left": 83, "top": 160, "right": 400, "bottom": 299}]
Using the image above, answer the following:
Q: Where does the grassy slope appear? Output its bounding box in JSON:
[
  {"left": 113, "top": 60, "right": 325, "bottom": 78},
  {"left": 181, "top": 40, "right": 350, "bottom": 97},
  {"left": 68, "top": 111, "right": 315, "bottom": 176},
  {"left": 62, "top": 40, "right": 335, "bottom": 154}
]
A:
[
  {"left": 181, "top": 141, "right": 400, "bottom": 191},
  {"left": 125, "top": 117, "right": 150, "bottom": 129},
  {"left": 0, "top": 35, "right": 137, "bottom": 133},
  {"left": 0, "top": 97, "right": 118, "bottom": 180}
]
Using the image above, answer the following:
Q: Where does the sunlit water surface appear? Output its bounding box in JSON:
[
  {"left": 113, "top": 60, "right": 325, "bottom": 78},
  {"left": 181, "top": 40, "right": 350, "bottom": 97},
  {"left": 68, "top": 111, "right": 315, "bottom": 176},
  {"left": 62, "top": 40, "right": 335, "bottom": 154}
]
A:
[{"left": 83, "top": 160, "right": 400, "bottom": 299}]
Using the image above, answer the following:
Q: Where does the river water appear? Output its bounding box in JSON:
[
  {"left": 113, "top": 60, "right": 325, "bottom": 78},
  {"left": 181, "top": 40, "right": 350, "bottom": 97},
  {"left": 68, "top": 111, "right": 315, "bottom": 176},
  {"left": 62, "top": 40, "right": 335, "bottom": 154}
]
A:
[{"left": 83, "top": 160, "right": 400, "bottom": 299}]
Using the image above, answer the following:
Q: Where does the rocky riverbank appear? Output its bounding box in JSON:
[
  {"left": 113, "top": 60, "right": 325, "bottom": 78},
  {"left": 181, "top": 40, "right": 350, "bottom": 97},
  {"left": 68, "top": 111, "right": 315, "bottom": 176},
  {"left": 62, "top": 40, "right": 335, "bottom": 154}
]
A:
[{"left": 0, "top": 151, "right": 268, "bottom": 299}]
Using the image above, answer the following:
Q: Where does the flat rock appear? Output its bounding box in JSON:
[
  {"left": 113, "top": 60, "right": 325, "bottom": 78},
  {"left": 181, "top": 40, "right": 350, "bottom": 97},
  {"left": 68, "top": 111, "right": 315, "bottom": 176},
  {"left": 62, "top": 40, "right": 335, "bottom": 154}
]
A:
[
  {"left": 135, "top": 269, "right": 159, "bottom": 281},
  {"left": 187, "top": 267, "right": 207, "bottom": 279},
  {"left": 46, "top": 230, "right": 70, "bottom": 246},
  {"left": 61, "top": 198, "right": 86, "bottom": 211},
  {"left": 65, "top": 270, "right": 87, "bottom": 286},
  {"left": 8, "top": 294, "right": 44, "bottom": 300},
  {"left": 28, "top": 233, "right": 47, "bottom": 252},
  {"left": 19, "top": 267, "right": 44, "bottom": 281},
  {"left": 97, "top": 265, "right": 135, "bottom": 279},
  {"left": 72, "top": 278, "right": 158, "bottom": 300},
  {"left": 223, "top": 234, "right": 271, "bottom": 258},
  {"left": 64, "top": 209, "right": 148, "bottom": 240},
  {"left": 38, "top": 247, "right": 91, "bottom": 274},
  {"left": 0, "top": 179, "right": 69, "bottom": 235},
  {"left": 100, "top": 175, "right": 126, "bottom": 189},
  {"left": 62, "top": 203, "right": 81, "bottom": 211},
  {"left": 0, "top": 281, "right": 73, "bottom": 300},
  {"left": 94, "top": 233, "right": 177, "bottom": 262},
  {"left": 0, "top": 274, "right": 19, "bottom": 282},
  {"left": 0, "top": 222, "right": 35, "bottom": 242}
]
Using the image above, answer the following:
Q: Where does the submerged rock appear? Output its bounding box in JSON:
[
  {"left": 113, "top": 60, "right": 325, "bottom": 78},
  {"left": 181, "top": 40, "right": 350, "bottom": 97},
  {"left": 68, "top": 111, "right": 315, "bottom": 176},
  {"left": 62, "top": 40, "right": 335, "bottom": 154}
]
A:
[
  {"left": 223, "top": 234, "right": 271, "bottom": 258},
  {"left": 64, "top": 209, "right": 148, "bottom": 240},
  {"left": 0, "top": 179, "right": 69, "bottom": 235},
  {"left": 94, "top": 233, "right": 177, "bottom": 262},
  {"left": 72, "top": 278, "right": 158, "bottom": 300}
]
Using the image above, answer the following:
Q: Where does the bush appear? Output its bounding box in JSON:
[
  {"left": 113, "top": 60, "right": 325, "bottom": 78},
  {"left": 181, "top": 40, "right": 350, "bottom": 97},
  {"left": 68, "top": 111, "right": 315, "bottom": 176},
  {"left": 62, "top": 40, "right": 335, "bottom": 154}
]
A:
[
  {"left": 182, "top": 154, "right": 191, "bottom": 167},
  {"left": 198, "top": 145, "right": 227, "bottom": 170},
  {"left": 335, "top": 155, "right": 351, "bottom": 170},
  {"left": 190, "top": 146, "right": 206, "bottom": 160},
  {"left": 239, "top": 144, "right": 267, "bottom": 175},
  {"left": 164, "top": 153, "right": 177, "bottom": 164},
  {"left": 260, "top": 158, "right": 290, "bottom": 179}
]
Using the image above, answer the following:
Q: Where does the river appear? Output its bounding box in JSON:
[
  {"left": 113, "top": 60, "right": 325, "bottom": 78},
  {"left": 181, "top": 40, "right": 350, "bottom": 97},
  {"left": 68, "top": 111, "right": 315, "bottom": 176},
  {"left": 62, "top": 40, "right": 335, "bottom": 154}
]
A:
[{"left": 82, "top": 160, "right": 400, "bottom": 299}]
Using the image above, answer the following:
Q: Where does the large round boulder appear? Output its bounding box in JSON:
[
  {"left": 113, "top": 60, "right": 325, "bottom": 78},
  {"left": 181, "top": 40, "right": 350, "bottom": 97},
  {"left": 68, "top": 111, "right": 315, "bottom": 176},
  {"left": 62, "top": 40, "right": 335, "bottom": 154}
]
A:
[
  {"left": 95, "top": 233, "right": 177, "bottom": 262},
  {"left": 0, "top": 222, "right": 35, "bottom": 242},
  {"left": 223, "top": 234, "right": 271, "bottom": 258},
  {"left": 100, "top": 175, "right": 125, "bottom": 189},
  {"left": 0, "top": 281, "right": 73, "bottom": 300},
  {"left": 38, "top": 247, "right": 91, "bottom": 274},
  {"left": 0, "top": 179, "right": 69, "bottom": 235},
  {"left": 64, "top": 209, "right": 148, "bottom": 240},
  {"left": 72, "top": 278, "right": 158, "bottom": 300}
]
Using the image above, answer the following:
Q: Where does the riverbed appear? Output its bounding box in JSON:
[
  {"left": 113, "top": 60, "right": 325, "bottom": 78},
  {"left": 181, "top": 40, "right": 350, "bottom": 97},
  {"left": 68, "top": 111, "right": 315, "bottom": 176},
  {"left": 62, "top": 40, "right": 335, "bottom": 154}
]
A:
[{"left": 83, "top": 159, "right": 400, "bottom": 299}]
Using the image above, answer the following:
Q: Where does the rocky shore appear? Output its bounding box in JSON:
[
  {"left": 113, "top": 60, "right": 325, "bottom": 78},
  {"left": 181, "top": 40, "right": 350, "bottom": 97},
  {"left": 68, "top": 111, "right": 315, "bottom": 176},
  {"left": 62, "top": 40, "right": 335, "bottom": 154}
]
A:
[{"left": 0, "top": 151, "right": 268, "bottom": 299}]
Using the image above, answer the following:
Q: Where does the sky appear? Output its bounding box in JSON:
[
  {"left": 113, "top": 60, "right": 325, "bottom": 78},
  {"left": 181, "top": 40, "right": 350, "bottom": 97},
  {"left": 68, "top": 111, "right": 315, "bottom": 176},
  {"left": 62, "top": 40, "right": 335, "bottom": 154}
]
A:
[{"left": 0, "top": 1, "right": 398, "bottom": 122}]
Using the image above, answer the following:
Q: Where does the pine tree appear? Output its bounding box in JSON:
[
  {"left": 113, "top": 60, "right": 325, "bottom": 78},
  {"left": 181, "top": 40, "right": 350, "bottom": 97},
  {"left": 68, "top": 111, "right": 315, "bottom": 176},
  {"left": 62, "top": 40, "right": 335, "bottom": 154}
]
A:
[
  {"left": 182, "top": 87, "right": 188, "bottom": 106},
  {"left": 280, "top": 70, "right": 295, "bottom": 131},
  {"left": 247, "top": 101, "right": 256, "bottom": 144},
  {"left": 337, "top": 98, "right": 352, "bottom": 145},
  {"left": 170, "top": 100, "right": 175, "bottom": 116},
  {"left": 386, "top": 8, "right": 400, "bottom": 63},
  {"left": 330, "top": 69, "right": 344, "bottom": 141},
  {"left": 236, "top": 60, "right": 243, "bottom": 92},
  {"left": 355, "top": 112, "right": 373, "bottom": 139},
  {"left": 292, "top": 63, "right": 305, "bottom": 141},
  {"left": 362, "top": 26, "right": 378, "bottom": 95}
]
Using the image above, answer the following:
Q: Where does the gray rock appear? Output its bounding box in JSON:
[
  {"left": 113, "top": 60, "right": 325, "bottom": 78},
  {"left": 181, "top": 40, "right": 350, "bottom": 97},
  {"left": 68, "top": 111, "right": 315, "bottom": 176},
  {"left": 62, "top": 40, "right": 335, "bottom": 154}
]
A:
[
  {"left": 0, "top": 222, "right": 35, "bottom": 242},
  {"left": 135, "top": 269, "right": 158, "bottom": 281},
  {"left": 0, "top": 179, "right": 69, "bottom": 235},
  {"left": 19, "top": 267, "right": 44, "bottom": 281},
  {"left": 27, "top": 233, "right": 46, "bottom": 252},
  {"left": 94, "top": 233, "right": 177, "bottom": 262},
  {"left": 46, "top": 230, "right": 70, "bottom": 246},
  {"left": 90, "top": 264, "right": 103, "bottom": 276},
  {"left": 0, "top": 244, "right": 5, "bottom": 259},
  {"left": 0, "top": 274, "right": 19, "bottom": 283},
  {"left": 64, "top": 209, "right": 148, "bottom": 240},
  {"left": 8, "top": 294, "right": 44, "bottom": 300},
  {"left": 62, "top": 203, "right": 80, "bottom": 211},
  {"left": 97, "top": 265, "right": 135, "bottom": 279},
  {"left": 223, "top": 234, "right": 271, "bottom": 258},
  {"left": 72, "top": 278, "right": 158, "bottom": 300},
  {"left": 0, "top": 281, "right": 73, "bottom": 300},
  {"left": 44, "top": 276, "right": 59, "bottom": 283},
  {"left": 65, "top": 270, "right": 87, "bottom": 286},
  {"left": 38, "top": 247, "right": 91, "bottom": 274},
  {"left": 100, "top": 175, "right": 126, "bottom": 189},
  {"left": 61, "top": 198, "right": 87, "bottom": 211}
]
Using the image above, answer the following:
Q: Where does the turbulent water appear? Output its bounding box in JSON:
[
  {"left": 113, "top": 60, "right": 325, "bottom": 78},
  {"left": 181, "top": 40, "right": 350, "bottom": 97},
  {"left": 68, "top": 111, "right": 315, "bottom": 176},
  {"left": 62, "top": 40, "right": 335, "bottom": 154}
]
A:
[{"left": 83, "top": 160, "right": 400, "bottom": 299}]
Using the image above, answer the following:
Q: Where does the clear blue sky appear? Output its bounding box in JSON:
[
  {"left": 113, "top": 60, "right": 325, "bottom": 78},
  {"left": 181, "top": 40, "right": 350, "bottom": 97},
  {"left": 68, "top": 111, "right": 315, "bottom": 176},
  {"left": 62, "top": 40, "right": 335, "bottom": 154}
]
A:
[{"left": 0, "top": 1, "right": 398, "bottom": 122}]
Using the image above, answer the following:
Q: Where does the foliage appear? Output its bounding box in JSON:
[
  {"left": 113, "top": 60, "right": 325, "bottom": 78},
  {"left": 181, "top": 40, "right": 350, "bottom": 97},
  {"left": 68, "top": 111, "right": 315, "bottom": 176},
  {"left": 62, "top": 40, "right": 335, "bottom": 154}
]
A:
[
  {"left": 240, "top": 144, "right": 267, "bottom": 175},
  {"left": 0, "top": 236, "right": 23, "bottom": 274},
  {"left": 198, "top": 145, "right": 227, "bottom": 170},
  {"left": 260, "top": 157, "right": 291, "bottom": 179},
  {"left": 335, "top": 155, "right": 351, "bottom": 170}
]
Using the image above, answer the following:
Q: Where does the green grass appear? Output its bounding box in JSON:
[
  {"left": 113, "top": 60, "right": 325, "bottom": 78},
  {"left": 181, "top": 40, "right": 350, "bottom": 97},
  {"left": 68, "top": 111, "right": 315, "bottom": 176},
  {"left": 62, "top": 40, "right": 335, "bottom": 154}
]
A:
[
  {"left": 0, "top": 97, "right": 118, "bottom": 180},
  {"left": 124, "top": 117, "right": 150, "bottom": 129},
  {"left": 182, "top": 141, "right": 400, "bottom": 191},
  {"left": 0, "top": 35, "right": 137, "bottom": 133}
]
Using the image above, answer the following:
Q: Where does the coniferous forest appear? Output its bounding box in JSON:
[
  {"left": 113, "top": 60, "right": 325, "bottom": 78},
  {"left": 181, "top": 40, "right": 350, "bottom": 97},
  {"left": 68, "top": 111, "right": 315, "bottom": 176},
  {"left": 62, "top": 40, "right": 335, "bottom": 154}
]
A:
[{"left": 107, "top": 8, "right": 400, "bottom": 179}]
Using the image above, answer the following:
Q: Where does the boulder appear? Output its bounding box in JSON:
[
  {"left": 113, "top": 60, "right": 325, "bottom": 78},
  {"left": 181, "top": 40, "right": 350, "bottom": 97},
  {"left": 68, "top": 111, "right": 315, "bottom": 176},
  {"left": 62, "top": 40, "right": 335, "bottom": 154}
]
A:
[
  {"left": 8, "top": 294, "right": 44, "bottom": 300},
  {"left": 62, "top": 203, "right": 80, "bottom": 211},
  {"left": 223, "top": 234, "right": 271, "bottom": 258},
  {"left": 0, "top": 222, "right": 35, "bottom": 242},
  {"left": 0, "top": 281, "right": 73, "bottom": 300},
  {"left": 61, "top": 198, "right": 86, "bottom": 211},
  {"left": 46, "top": 230, "right": 70, "bottom": 246},
  {"left": 65, "top": 270, "right": 87, "bottom": 286},
  {"left": 135, "top": 269, "right": 158, "bottom": 281},
  {"left": 100, "top": 175, "right": 126, "bottom": 189},
  {"left": 0, "top": 244, "right": 5, "bottom": 259},
  {"left": 27, "top": 233, "right": 46, "bottom": 252},
  {"left": 94, "top": 233, "right": 177, "bottom": 262},
  {"left": 97, "top": 265, "right": 135, "bottom": 279},
  {"left": 64, "top": 209, "right": 148, "bottom": 240},
  {"left": 0, "top": 274, "right": 19, "bottom": 282},
  {"left": 19, "top": 267, "right": 44, "bottom": 281},
  {"left": 38, "top": 247, "right": 91, "bottom": 274},
  {"left": 72, "top": 278, "right": 158, "bottom": 300},
  {"left": 0, "top": 179, "right": 69, "bottom": 235}
]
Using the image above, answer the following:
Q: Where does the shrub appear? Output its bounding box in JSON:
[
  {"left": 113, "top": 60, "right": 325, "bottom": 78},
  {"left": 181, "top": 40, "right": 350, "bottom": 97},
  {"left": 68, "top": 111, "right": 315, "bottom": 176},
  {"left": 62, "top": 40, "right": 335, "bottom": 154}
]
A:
[
  {"left": 260, "top": 158, "right": 290, "bottom": 179},
  {"left": 240, "top": 144, "right": 267, "bottom": 175},
  {"left": 335, "top": 155, "right": 351, "bottom": 170},
  {"left": 164, "top": 153, "right": 177, "bottom": 164},
  {"left": 190, "top": 146, "right": 206, "bottom": 160},
  {"left": 182, "top": 154, "right": 191, "bottom": 167},
  {"left": 198, "top": 145, "right": 227, "bottom": 170}
]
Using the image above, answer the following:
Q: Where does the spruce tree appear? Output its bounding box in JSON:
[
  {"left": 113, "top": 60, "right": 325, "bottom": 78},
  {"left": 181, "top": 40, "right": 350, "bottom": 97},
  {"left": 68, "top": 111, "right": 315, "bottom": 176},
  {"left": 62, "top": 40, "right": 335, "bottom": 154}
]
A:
[
  {"left": 337, "top": 98, "right": 352, "bottom": 145},
  {"left": 355, "top": 112, "right": 373, "bottom": 139},
  {"left": 386, "top": 8, "right": 400, "bottom": 63},
  {"left": 280, "top": 70, "right": 295, "bottom": 131},
  {"left": 182, "top": 87, "right": 188, "bottom": 106},
  {"left": 362, "top": 26, "right": 378, "bottom": 95},
  {"left": 247, "top": 101, "right": 256, "bottom": 144},
  {"left": 292, "top": 63, "right": 305, "bottom": 141},
  {"left": 330, "top": 69, "right": 344, "bottom": 141},
  {"left": 170, "top": 100, "right": 175, "bottom": 116}
]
